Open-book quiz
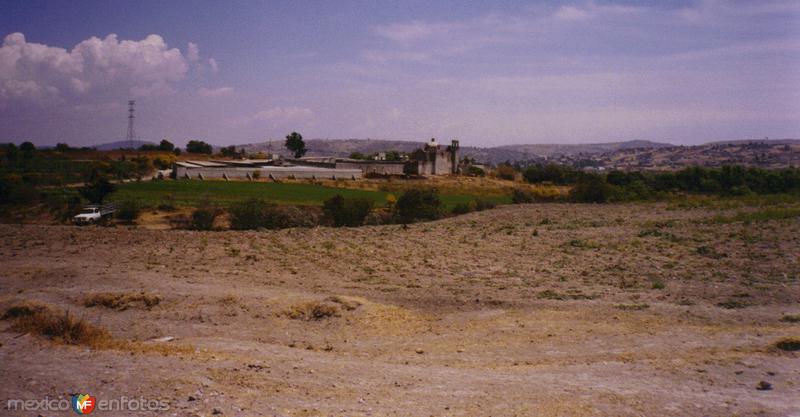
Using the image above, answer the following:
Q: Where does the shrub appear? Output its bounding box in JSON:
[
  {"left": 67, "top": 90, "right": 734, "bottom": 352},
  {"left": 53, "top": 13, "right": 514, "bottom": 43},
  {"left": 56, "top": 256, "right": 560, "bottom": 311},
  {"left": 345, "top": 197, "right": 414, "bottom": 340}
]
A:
[
  {"left": 451, "top": 202, "right": 473, "bottom": 215},
  {"left": 495, "top": 165, "right": 516, "bottom": 181},
  {"left": 569, "top": 175, "right": 621, "bottom": 203},
  {"left": 395, "top": 187, "right": 442, "bottom": 223},
  {"left": 3, "top": 302, "right": 112, "bottom": 347},
  {"left": 363, "top": 210, "right": 393, "bottom": 225},
  {"left": 190, "top": 206, "right": 219, "bottom": 230},
  {"left": 322, "top": 194, "right": 373, "bottom": 227},
  {"left": 511, "top": 188, "right": 536, "bottom": 204},
  {"left": 229, "top": 198, "right": 318, "bottom": 230},
  {"left": 774, "top": 338, "right": 800, "bottom": 352},
  {"left": 466, "top": 166, "right": 486, "bottom": 177},
  {"left": 115, "top": 199, "right": 142, "bottom": 222},
  {"left": 79, "top": 177, "right": 116, "bottom": 204},
  {"left": 283, "top": 301, "right": 340, "bottom": 320},
  {"left": 474, "top": 199, "right": 496, "bottom": 211},
  {"left": 83, "top": 292, "right": 161, "bottom": 310},
  {"left": 229, "top": 198, "right": 270, "bottom": 230}
]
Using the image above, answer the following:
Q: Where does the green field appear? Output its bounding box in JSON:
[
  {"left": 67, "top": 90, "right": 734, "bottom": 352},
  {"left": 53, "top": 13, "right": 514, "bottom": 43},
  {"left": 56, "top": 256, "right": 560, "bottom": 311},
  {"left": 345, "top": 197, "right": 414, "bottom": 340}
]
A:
[{"left": 110, "top": 180, "right": 511, "bottom": 210}]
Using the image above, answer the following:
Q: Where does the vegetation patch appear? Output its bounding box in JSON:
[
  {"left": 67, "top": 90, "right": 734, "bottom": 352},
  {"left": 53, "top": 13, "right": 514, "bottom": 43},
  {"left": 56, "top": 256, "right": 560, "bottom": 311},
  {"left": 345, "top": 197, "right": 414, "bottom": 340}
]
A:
[
  {"left": 566, "top": 239, "right": 600, "bottom": 249},
  {"left": 536, "top": 290, "right": 595, "bottom": 301},
  {"left": 283, "top": 301, "right": 341, "bottom": 321},
  {"left": 717, "top": 299, "right": 750, "bottom": 309},
  {"left": 614, "top": 303, "right": 650, "bottom": 310},
  {"left": 83, "top": 292, "right": 161, "bottom": 311},
  {"left": 773, "top": 338, "right": 800, "bottom": 352},
  {"left": 3, "top": 302, "right": 113, "bottom": 348},
  {"left": 706, "top": 207, "right": 800, "bottom": 224},
  {"left": 781, "top": 314, "right": 800, "bottom": 323}
]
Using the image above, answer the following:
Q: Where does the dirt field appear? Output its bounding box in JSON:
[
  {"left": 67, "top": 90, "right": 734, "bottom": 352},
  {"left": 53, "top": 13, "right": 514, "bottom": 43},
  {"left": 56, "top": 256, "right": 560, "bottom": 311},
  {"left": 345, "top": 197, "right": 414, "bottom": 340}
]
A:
[{"left": 1, "top": 202, "right": 799, "bottom": 416}]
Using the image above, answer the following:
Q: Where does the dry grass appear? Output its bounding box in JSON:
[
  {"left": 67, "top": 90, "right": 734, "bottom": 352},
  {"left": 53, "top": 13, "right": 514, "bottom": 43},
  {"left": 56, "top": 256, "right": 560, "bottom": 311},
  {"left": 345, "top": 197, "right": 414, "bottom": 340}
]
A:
[
  {"left": 3, "top": 301, "right": 192, "bottom": 355},
  {"left": 3, "top": 302, "right": 113, "bottom": 348},
  {"left": 283, "top": 301, "right": 340, "bottom": 321},
  {"left": 781, "top": 314, "right": 800, "bottom": 323},
  {"left": 83, "top": 291, "right": 161, "bottom": 311}
]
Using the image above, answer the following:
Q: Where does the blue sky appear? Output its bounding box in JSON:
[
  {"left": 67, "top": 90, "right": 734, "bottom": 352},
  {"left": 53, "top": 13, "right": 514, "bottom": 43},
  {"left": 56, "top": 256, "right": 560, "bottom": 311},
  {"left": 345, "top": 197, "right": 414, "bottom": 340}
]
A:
[{"left": 1, "top": 0, "right": 798, "bottom": 147}]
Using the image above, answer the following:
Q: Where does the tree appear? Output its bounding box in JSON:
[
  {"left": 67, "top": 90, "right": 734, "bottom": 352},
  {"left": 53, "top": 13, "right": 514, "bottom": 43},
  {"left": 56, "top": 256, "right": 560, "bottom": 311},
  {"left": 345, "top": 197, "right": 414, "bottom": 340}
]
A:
[
  {"left": 79, "top": 177, "right": 116, "bottom": 204},
  {"left": 220, "top": 145, "right": 240, "bottom": 158},
  {"left": 19, "top": 141, "right": 36, "bottom": 158},
  {"left": 285, "top": 132, "right": 307, "bottom": 158},
  {"left": 186, "top": 140, "right": 212, "bottom": 154},
  {"left": 349, "top": 152, "right": 367, "bottom": 160},
  {"left": 158, "top": 139, "right": 175, "bottom": 152},
  {"left": 395, "top": 187, "right": 442, "bottom": 223},
  {"left": 55, "top": 143, "right": 71, "bottom": 152},
  {"left": 5, "top": 143, "right": 19, "bottom": 162},
  {"left": 322, "top": 194, "right": 373, "bottom": 227},
  {"left": 385, "top": 150, "right": 402, "bottom": 161}
]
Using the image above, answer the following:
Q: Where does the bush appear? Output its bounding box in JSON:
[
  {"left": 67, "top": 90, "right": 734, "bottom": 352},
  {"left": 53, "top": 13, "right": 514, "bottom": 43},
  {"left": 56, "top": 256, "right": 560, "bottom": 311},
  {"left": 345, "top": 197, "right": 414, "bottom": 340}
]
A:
[
  {"left": 322, "top": 194, "right": 373, "bottom": 227},
  {"left": 229, "top": 198, "right": 318, "bottom": 230},
  {"left": 466, "top": 166, "right": 486, "bottom": 177},
  {"left": 475, "top": 199, "right": 496, "bottom": 211},
  {"left": 229, "top": 198, "right": 270, "bottom": 230},
  {"left": 395, "top": 187, "right": 442, "bottom": 223},
  {"left": 451, "top": 202, "right": 473, "bottom": 215},
  {"left": 79, "top": 177, "right": 116, "bottom": 204},
  {"left": 191, "top": 207, "right": 219, "bottom": 230},
  {"left": 511, "top": 188, "right": 536, "bottom": 203},
  {"left": 569, "top": 176, "right": 621, "bottom": 203},
  {"left": 495, "top": 165, "right": 516, "bottom": 181},
  {"left": 115, "top": 200, "right": 142, "bottom": 222}
]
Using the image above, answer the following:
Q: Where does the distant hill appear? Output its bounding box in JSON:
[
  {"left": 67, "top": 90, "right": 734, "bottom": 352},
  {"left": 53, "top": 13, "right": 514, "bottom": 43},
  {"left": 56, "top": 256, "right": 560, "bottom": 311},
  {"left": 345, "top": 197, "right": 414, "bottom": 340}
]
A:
[
  {"left": 496, "top": 140, "right": 673, "bottom": 158},
  {"left": 236, "top": 138, "right": 673, "bottom": 164},
  {"left": 94, "top": 140, "right": 156, "bottom": 150},
  {"left": 704, "top": 138, "right": 800, "bottom": 146}
]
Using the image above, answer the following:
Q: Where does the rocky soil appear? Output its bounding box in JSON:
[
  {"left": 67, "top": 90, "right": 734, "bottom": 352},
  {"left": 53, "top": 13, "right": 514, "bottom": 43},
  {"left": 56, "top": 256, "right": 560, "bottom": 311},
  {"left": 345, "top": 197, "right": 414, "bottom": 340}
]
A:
[{"left": 1, "top": 202, "right": 798, "bottom": 416}]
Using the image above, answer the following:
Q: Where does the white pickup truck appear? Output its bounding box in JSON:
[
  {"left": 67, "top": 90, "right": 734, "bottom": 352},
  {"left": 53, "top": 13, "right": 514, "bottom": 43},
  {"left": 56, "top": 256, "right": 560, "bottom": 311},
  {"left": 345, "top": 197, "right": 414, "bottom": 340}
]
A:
[{"left": 73, "top": 204, "right": 116, "bottom": 225}]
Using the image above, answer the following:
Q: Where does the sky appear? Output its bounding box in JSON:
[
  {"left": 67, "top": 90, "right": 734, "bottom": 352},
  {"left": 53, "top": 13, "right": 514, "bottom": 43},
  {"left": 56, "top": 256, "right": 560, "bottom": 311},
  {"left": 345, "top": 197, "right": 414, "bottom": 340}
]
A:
[{"left": 0, "top": 0, "right": 798, "bottom": 147}]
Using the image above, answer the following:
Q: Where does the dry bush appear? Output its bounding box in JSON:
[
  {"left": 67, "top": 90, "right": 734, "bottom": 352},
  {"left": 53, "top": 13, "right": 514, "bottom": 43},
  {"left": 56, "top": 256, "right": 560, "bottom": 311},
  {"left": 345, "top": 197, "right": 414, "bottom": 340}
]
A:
[
  {"left": 3, "top": 302, "right": 113, "bottom": 348},
  {"left": 780, "top": 314, "right": 800, "bottom": 323},
  {"left": 283, "top": 301, "right": 340, "bottom": 321},
  {"left": 773, "top": 338, "right": 800, "bottom": 352},
  {"left": 83, "top": 292, "right": 161, "bottom": 311},
  {"left": 3, "top": 301, "right": 193, "bottom": 354}
]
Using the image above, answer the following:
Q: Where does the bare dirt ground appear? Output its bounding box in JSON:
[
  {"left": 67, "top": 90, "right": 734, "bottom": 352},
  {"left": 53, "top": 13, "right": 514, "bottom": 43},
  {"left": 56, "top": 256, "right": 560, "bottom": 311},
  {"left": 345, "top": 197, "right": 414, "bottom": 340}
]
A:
[{"left": 1, "top": 203, "right": 798, "bottom": 416}]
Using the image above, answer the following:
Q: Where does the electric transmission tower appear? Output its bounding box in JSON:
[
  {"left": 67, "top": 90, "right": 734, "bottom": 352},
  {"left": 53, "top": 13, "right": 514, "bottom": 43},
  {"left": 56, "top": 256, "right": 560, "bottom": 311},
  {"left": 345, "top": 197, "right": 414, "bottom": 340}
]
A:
[{"left": 126, "top": 100, "right": 136, "bottom": 149}]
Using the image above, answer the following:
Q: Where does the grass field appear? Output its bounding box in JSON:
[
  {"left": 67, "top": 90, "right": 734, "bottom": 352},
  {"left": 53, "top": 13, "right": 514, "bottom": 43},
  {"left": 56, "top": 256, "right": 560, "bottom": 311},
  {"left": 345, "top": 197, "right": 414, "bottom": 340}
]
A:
[{"left": 109, "top": 179, "right": 512, "bottom": 210}]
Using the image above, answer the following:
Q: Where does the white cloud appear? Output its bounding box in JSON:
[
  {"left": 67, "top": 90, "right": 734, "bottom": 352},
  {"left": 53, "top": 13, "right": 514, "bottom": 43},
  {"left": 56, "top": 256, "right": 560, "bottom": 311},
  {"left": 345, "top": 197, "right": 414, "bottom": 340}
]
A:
[
  {"left": 198, "top": 86, "right": 234, "bottom": 97},
  {"left": 187, "top": 42, "right": 200, "bottom": 61},
  {"left": 208, "top": 58, "right": 219, "bottom": 73},
  {"left": 0, "top": 32, "right": 203, "bottom": 104},
  {"left": 253, "top": 106, "right": 313, "bottom": 121},
  {"left": 554, "top": 6, "right": 591, "bottom": 21}
]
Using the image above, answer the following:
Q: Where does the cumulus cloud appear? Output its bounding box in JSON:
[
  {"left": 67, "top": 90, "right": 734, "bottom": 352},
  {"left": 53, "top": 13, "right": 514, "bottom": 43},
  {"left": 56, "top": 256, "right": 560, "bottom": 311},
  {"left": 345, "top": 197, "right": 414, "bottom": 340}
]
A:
[{"left": 0, "top": 32, "right": 201, "bottom": 104}]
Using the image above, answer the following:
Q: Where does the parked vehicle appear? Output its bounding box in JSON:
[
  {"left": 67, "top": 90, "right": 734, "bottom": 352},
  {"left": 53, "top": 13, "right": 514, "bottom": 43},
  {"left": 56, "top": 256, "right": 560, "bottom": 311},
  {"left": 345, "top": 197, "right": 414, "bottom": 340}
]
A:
[{"left": 73, "top": 204, "right": 116, "bottom": 225}]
